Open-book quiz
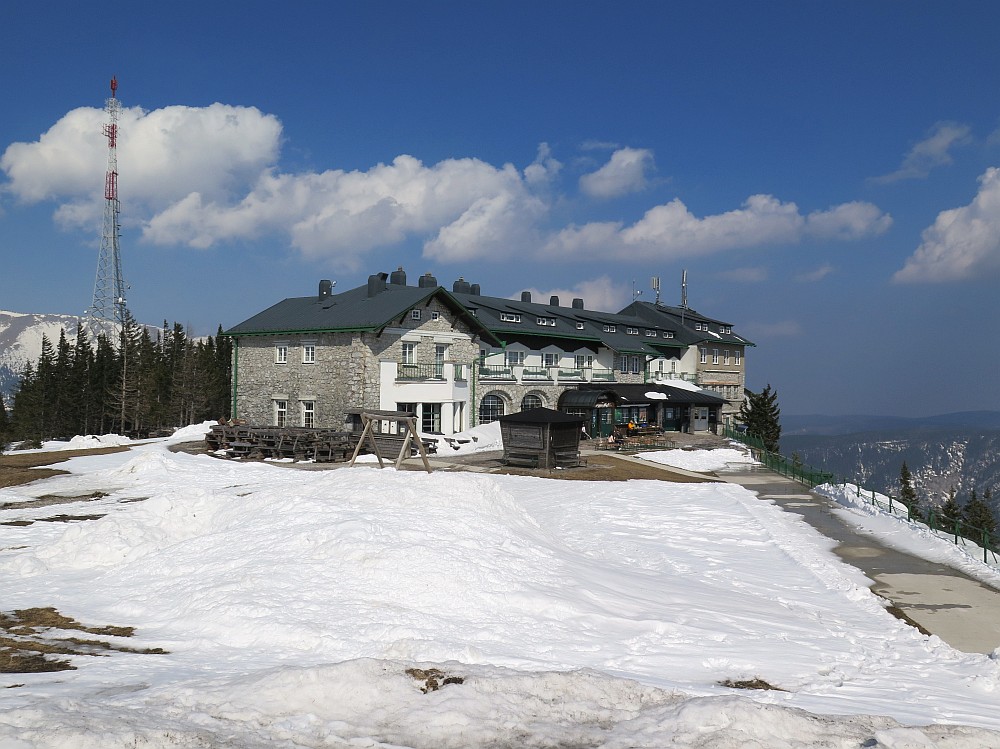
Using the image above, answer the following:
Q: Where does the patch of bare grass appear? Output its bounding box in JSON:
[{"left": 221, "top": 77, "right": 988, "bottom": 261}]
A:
[
  {"left": 0, "top": 607, "right": 166, "bottom": 674},
  {"left": 0, "top": 447, "right": 129, "bottom": 489},
  {"left": 719, "top": 677, "right": 786, "bottom": 691}
]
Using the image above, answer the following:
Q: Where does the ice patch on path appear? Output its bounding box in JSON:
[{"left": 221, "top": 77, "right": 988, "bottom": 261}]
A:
[{"left": 639, "top": 447, "right": 757, "bottom": 472}]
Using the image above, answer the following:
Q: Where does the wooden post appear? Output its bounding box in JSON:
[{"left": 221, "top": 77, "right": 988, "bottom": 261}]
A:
[{"left": 349, "top": 412, "right": 432, "bottom": 473}]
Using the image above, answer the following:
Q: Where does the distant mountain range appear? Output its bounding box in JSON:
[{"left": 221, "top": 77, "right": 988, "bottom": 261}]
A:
[
  {"left": 0, "top": 310, "right": 89, "bottom": 409},
  {"left": 783, "top": 411, "right": 1000, "bottom": 511}
]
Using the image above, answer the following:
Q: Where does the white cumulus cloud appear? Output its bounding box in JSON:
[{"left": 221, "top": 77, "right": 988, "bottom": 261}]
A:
[
  {"left": 893, "top": 167, "right": 1000, "bottom": 283},
  {"left": 516, "top": 276, "right": 631, "bottom": 313},
  {"left": 579, "top": 147, "right": 654, "bottom": 199},
  {"left": 545, "top": 195, "right": 890, "bottom": 261}
]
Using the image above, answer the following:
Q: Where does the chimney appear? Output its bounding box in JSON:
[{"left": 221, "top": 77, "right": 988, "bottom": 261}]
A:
[
  {"left": 572, "top": 298, "right": 584, "bottom": 309},
  {"left": 318, "top": 280, "right": 333, "bottom": 299},
  {"left": 549, "top": 295, "right": 559, "bottom": 307},
  {"left": 470, "top": 283, "right": 481, "bottom": 296},
  {"left": 418, "top": 272, "right": 438, "bottom": 288},
  {"left": 389, "top": 266, "right": 407, "bottom": 286},
  {"left": 521, "top": 291, "right": 531, "bottom": 303},
  {"left": 453, "top": 276, "right": 472, "bottom": 294},
  {"left": 367, "top": 272, "right": 388, "bottom": 297}
]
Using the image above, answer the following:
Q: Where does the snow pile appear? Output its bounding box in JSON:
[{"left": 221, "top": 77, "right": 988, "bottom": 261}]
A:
[
  {"left": 2, "top": 440, "right": 1000, "bottom": 747},
  {"left": 40, "top": 433, "right": 136, "bottom": 451},
  {"left": 437, "top": 420, "right": 503, "bottom": 454},
  {"left": 639, "top": 447, "right": 758, "bottom": 472}
]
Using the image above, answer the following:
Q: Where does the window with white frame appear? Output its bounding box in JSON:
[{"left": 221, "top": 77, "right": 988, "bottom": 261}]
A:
[
  {"left": 521, "top": 394, "right": 543, "bottom": 410},
  {"left": 700, "top": 347, "right": 707, "bottom": 364},
  {"left": 302, "top": 343, "right": 316, "bottom": 364},
  {"left": 301, "top": 400, "right": 315, "bottom": 428},
  {"left": 431, "top": 311, "right": 440, "bottom": 320},
  {"left": 500, "top": 312, "right": 521, "bottom": 323},
  {"left": 401, "top": 342, "right": 415, "bottom": 364},
  {"left": 626, "top": 327, "right": 639, "bottom": 335},
  {"left": 576, "top": 322, "right": 585, "bottom": 330},
  {"left": 724, "top": 350, "right": 730, "bottom": 365},
  {"left": 435, "top": 344, "right": 448, "bottom": 374},
  {"left": 603, "top": 324, "right": 616, "bottom": 333},
  {"left": 735, "top": 350, "right": 742, "bottom": 365},
  {"left": 275, "top": 344, "right": 288, "bottom": 364},
  {"left": 663, "top": 331, "right": 674, "bottom": 339},
  {"left": 645, "top": 330, "right": 657, "bottom": 337},
  {"left": 631, "top": 355, "right": 641, "bottom": 374},
  {"left": 505, "top": 350, "right": 525, "bottom": 366},
  {"left": 712, "top": 348, "right": 719, "bottom": 364},
  {"left": 575, "top": 354, "right": 593, "bottom": 368},
  {"left": 274, "top": 400, "right": 287, "bottom": 427},
  {"left": 410, "top": 309, "right": 421, "bottom": 321},
  {"left": 536, "top": 317, "right": 556, "bottom": 327},
  {"left": 543, "top": 352, "right": 558, "bottom": 367},
  {"left": 421, "top": 403, "right": 442, "bottom": 433}
]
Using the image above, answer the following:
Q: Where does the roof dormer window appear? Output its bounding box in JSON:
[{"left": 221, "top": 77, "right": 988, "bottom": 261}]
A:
[
  {"left": 626, "top": 327, "right": 639, "bottom": 335},
  {"left": 536, "top": 317, "right": 556, "bottom": 327},
  {"left": 603, "top": 324, "right": 616, "bottom": 333},
  {"left": 500, "top": 312, "right": 521, "bottom": 323}
]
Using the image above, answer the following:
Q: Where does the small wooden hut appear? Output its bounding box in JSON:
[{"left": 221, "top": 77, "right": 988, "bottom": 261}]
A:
[{"left": 498, "top": 407, "right": 585, "bottom": 469}]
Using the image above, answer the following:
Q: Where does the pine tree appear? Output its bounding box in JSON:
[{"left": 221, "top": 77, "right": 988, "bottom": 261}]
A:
[
  {"left": 940, "top": 487, "right": 962, "bottom": 529},
  {"left": 0, "top": 393, "right": 9, "bottom": 453},
  {"left": 898, "top": 461, "right": 922, "bottom": 520},
  {"left": 739, "top": 384, "right": 781, "bottom": 453},
  {"left": 963, "top": 488, "right": 997, "bottom": 542}
]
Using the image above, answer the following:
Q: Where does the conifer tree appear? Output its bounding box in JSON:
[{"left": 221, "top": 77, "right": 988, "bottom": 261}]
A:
[
  {"left": 0, "top": 393, "right": 9, "bottom": 453},
  {"left": 963, "top": 488, "right": 997, "bottom": 542},
  {"left": 739, "top": 383, "right": 781, "bottom": 453},
  {"left": 898, "top": 461, "right": 922, "bottom": 520},
  {"left": 940, "top": 487, "right": 962, "bottom": 529}
]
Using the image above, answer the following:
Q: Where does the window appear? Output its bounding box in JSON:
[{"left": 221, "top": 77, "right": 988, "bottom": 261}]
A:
[
  {"left": 631, "top": 355, "right": 641, "bottom": 374},
  {"left": 575, "top": 354, "right": 593, "bottom": 368},
  {"left": 479, "top": 349, "right": 488, "bottom": 364},
  {"left": 576, "top": 322, "right": 585, "bottom": 330},
  {"left": 505, "top": 350, "right": 525, "bottom": 366},
  {"left": 301, "top": 401, "right": 315, "bottom": 428},
  {"left": 479, "top": 394, "right": 505, "bottom": 423},
  {"left": 397, "top": 402, "right": 417, "bottom": 416},
  {"left": 536, "top": 316, "right": 556, "bottom": 326},
  {"left": 435, "top": 344, "right": 448, "bottom": 376},
  {"left": 735, "top": 350, "right": 742, "bottom": 366},
  {"left": 401, "top": 342, "right": 415, "bottom": 364},
  {"left": 663, "top": 331, "right": 674, "bottom": 339},
  {"left": 645, "top": 330, "right": 657, "bottom": 337},
  {"left": 500, "top": 312, "right": 521, "bottom": 323},
  {"left": 274, "top": 400, "right": 287, "bottom": 427},
  {"left": 521, "top": 394, "right": 543, "bottom": 411},
  {"left": 421, "top": 403, "right": 442, "bottom": 433},
  {"left": 410, "top": 309, "right": 421, "bottom": 321},
  {"left": 431, "top": 311, "right": 440, "bottom": 321},
  {"left": 543, "top": 352, "right": 558, "bottom": 367},
  {"left": 626, "top": 327, "right": 639, "bottom": 335},
  {"left": 721, "top": 325, "right": 733, "bottom": 334},
  {"left": 712, "top": 349, "right": 719, "bottom": 364},
  {"left": 700, "top": 347, "right": 707, "bottom": 364},
  {"left": 603, "top": 324, "right": 616, "bottom": 333},
  {"left": 302, "top": 344, "right": 316, "bottom": 364},
  {"left": 275, "top": 345, "right": 288, "bottom": 364},
  {"left": 724, "top": 350, "right": 730, "bottom": 365}
]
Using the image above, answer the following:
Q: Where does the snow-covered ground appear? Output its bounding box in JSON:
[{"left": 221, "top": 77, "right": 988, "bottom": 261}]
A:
[{"left": 2, "top": 426, "right": 1000, "bottom": 747}]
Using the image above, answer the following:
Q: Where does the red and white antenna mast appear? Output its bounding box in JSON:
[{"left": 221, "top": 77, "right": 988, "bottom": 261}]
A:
[{"left": 87, "top": 76, "right": 128, "bottom": 342}]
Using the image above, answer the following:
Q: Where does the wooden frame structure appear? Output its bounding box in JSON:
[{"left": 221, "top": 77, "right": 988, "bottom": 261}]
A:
[{"left": 348, "top": 412, "right": 433, "bottom": 473}]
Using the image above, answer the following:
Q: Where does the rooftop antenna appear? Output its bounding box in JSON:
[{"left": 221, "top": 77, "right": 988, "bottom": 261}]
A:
[
  {"left": 632, "top": 279, "right": 642, "bottom": 302},
  {"left": 87, "top": 76, "right": 128, "bottom": 343},
  {"left": 651, "top": 275, "right": 661, "bottom": 305},
  {"left": 680, "top": 269, "right": 689, "bottom": 309}
]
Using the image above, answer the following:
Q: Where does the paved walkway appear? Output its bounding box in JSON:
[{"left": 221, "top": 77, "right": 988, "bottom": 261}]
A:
[{"left": 719, "top": 466, "right": 1000, "bottom": 654}]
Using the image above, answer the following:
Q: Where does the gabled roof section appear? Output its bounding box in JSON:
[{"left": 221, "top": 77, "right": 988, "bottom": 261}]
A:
[
  {"left": 452, "top": 290, "right": 686, "bottom": 357},
  {"left": 621, "top": 300, "right": 755, "bottom": 347},
  {"left": 224, "top": 283, "right": 501, "bottom": 346}
]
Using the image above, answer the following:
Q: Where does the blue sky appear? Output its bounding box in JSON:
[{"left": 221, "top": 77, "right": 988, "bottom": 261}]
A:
[{"left": 2, "top": 1, "right": 999, "bottom": 417}]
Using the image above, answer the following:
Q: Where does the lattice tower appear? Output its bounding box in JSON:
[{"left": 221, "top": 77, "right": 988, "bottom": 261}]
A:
[{"left": 87, "top": 76, "right": 128, "bottom": 343}]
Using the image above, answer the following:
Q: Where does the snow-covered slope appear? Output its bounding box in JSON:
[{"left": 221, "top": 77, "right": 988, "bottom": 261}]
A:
[{"left": 1, "top": 431, "right": 1000, "bottom": 747}]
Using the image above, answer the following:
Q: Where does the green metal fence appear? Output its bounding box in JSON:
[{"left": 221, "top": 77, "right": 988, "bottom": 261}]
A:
[{"left": 723, "top": 425, "right": 1000, "bottom": 566}]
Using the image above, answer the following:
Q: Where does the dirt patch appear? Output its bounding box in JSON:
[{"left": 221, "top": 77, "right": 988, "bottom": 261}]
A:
[
  {"left": 0, "top": 607, "right": 166, "bottom": 674},
  {"left": 405, "top": 667, "right": 464, "bottom": 693},
  {"left": 0, "top": 447, "right": 130, "bottom": 490},
  {"left": 719, "top": 677, "right": 786, "bottom": 691},
  {"left": 2, "top": 491, "right": 110, "bottom": 511},
  {"left": 495, "top": 454, "right": 716, "bottom": 483}
]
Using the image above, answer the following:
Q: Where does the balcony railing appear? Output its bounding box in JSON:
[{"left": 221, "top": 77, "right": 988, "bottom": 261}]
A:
[
  {"left": 479, "top": 365, "right": 514, "bottom": 380},
  {"left": 521, "top": 366, "right": 553, "bottom": 380},
  {"left": 396, "top": 363, "right": 445, "bottom": 381}
]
